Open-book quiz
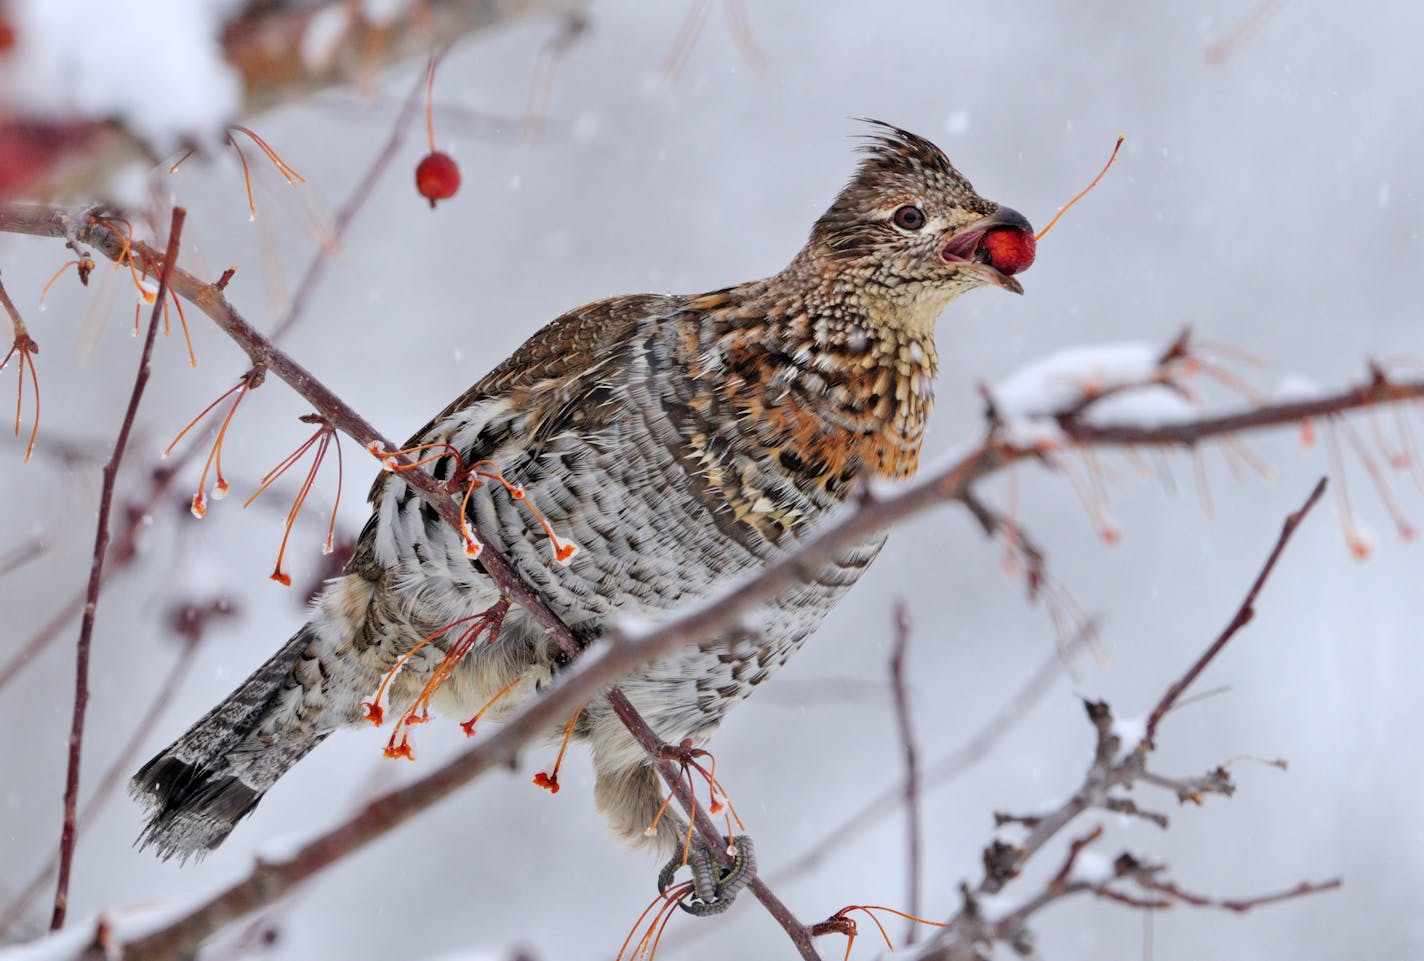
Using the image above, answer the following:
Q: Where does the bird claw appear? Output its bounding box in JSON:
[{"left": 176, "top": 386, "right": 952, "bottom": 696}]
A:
[{"left": 657, "top": 834, "right": 756, "bottom": 917}]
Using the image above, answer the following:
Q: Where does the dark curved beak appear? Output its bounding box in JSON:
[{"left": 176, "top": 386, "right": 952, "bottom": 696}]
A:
[
  {"left": 981, "top": 206, "right": 1034, "bottom": 233},
  {"left": 941, "top": 206, "right": 1035, "bottom": 295}
]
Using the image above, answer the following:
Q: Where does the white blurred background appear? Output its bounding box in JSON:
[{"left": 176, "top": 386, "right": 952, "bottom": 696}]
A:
[{"left": 1, "top": 2, "right": 1422, "bottom": 958}]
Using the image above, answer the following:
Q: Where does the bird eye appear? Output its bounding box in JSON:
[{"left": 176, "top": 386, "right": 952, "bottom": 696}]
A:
[{"left": 892, "top": 205, "right": 926, "bottom": 231}]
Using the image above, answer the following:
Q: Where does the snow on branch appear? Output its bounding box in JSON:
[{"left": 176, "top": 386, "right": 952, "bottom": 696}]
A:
[
  {"left": 0, "top": 0, "right": 588, "bottom": 199},
  {"left": 0, "top": 205, "right": 1410, "bottom": 960}
]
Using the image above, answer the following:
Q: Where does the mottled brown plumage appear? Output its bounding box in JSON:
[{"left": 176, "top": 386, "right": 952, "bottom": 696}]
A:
[{"left": 132, "top": 121, "right": 1032, "bottom": 908}]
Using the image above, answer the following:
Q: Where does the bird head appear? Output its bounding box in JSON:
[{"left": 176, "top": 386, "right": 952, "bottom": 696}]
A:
[{"left": 806, "top": 120, "right": 1035, "bottom": 329}]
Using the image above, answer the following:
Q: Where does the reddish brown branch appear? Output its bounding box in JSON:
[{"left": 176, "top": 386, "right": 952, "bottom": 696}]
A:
[
  {"left": 0, "top": 84, "right": 429, "bottom": 696},
  {"left": 910, "top": 479, "right": 1334, "bottom": 956},
  {"left": 0, "top": 203, "right": 1374, "bottom": 959},
  {"left": 50, "top": 207, "right": 185, "bottom": 931},
  {"left": 269, "top": 51, "right": 431, "bottom": 342},
  {"left": 1048, "top": 825, "right": 1105, "bottom": 890},
  {"left": 1142, "top": 476, "right": 1327, "bottom": 747},
  {"left": 0, "top": 88, "right": 423, "bottom": 699},
  {"left": 1060, "top": 377, "right": 1424, "bottom": 446},
  {"left": 0, "top": 204, "right": 820, "bottom": 959},
  {"left": 1141, "top": 876, "right": 1342, "bottom": 912},
  {"left": 0, "top": 609, "right": 217, "bottom": 936},
  {"left": 887, "top": 601, "right": 924, "bottom": 939}
]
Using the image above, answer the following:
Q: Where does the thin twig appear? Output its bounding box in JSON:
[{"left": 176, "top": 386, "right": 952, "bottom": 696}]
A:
[
  {"left": 0, "top": 592, "right": 87, "bottom": 696},
  {"left": 0, "top": 82, "right": 428, "bottom": 693},
  {"left": 50, "top": 207, "right": 185, "bottom": 931},
  {"left": 0, "top": 620, "right": 212, "bottom": 936},
  {"left": 1142, "top": 476, "right": 1327, "bottom": 746},
  {"left": 887, "top": 600, "right": 923, "bottom": 940},
  {"left": 910, "top": 479, "right": 1333, "bottom": 956},
  {"left": 0, "top": 204, "right": 1382, "bottom": 959},
  {"left": 5, "top": 0, "right": 590, "bottom": 198},
  {"left": 770, "top": 628, "right": 1089, "bottom": 887},
  {"left": 270, "top": 51, "right": 433, "bottom": 341},
  {"left": 1139, "top": 876, "right": 1342, "bottom": 912},
  {"left": 1, "top": 204, "right": 820, "bottom": 960},
  {"left": 0, "top": 535, "right": 47, "bottom": 577}
]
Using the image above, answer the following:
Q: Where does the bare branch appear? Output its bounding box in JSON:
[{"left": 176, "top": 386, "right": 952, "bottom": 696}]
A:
[
  {"left": 888, "top": 601, "right": 924, "bottom": 940},
  {"left": 0, "top": 204, "right": 821, "bottom": 960},
  {"left": 902, "top": 479, "right": 1334, "bottom": 958},
  {"left": 0, "top": 535, "right": 47, "bottom": 577},
  {"left": 1141, "top": 476, "right": 1328, "bottom": 747},
  {"left": 269, "top": 48, "right": 432, "bottom": 342},
  {"left": 1137, "top": 875, "right": 1342, "bottom": 912},
  {"left": 772, "top": 629, "right": 1088, "bottom": 888},
  {"left": 50, "top": 208, "right": 185, "bottom": 930},
  {"left": 0, "top": 601, "right": 226, "bottom": 937},
  {"left": 0, "top": 202, "right": 1371, "bottom": 959},
  {"left": 0, "top": 84, "right": 435, "bottom": 698},
  {"left": 2, "top": 1, "right": 588, "bottom": 198}
]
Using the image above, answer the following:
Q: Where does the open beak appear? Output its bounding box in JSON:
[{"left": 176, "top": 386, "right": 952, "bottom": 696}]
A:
[
  {"left": 970, "top": 263, "right": 1024, "bottom": 296},
  {"left": 941, "top": 207, "right": 1034, "bottom": 295}
]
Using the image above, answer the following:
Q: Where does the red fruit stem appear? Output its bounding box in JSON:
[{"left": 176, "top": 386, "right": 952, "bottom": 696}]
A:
[{"left": 1036, "top": 135, "right": 1125, "bottom": 242}]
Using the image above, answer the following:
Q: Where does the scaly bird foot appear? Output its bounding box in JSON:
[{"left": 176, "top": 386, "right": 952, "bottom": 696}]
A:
[{"left": 657, "top": 834, "right": 756, "bottom": 916}]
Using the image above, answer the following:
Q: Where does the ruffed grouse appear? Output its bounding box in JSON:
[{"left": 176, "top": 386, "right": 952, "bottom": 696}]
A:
[{"left": 132, "top": 121, "right": 1034, "bottom": 911}]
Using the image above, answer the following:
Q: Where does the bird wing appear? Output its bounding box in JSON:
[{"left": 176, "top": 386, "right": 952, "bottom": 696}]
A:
[{"left": 364, "top": 292, "right": 684, "bottom": 506}]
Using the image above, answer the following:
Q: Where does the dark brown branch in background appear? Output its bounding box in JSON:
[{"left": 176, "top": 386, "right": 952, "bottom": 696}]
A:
[
  {"left": 225, "top": 0, "right": 582, "bottom": 116},
  {"left": 1135, "top": 875, "right": 1341, "bottom": 912},
  {"left": 1141, "top": 478, "right": 1325, "bottom": 746},
  {"left": 0, "top": 204, "right": 1386, "bottom": 958},
  {"left": 0, "top": 205, "right": 820, "bottom": 960},
  {"left": 911, "top": 478, "right": 1335, "bottom": 958},
  {"left": 0, "top": 85, "right": 424, "bottom": 702},
  {"left": 269, "top": 51, "right": 431, "bottom": 342},
  {"left": 887, "top": 600, "right": 923, "bottom": 941},
  {"left": 521, "top": 11, "right": 590, "bottom": 142},
  {"left": 0, "top": 536, "right": 48, "bottom": 577},
  {"left": 770, "top": 629, "right": 1090, "bottom": 889},
  {"left": 50, "top": 208, "right": 185, "bottom": 931},
  {"left": 0, "top": 593, "right": 87, "bottom": 696},
  {"left": 0, "top": 602, "right": 225, "bottom": 937},
  {"left": 2, "top": 0, "right": 587, "bottom": 200}
]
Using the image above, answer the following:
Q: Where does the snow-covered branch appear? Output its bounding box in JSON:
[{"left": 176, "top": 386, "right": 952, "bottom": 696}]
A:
[
  {"left": 0, "top": 0, "right": 587, "bottom": 199},
  {"left": 0, "top": 206, "right": 1407, "bottom": 960}
]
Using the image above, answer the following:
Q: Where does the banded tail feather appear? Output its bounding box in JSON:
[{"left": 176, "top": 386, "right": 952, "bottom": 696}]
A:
[{"left": 129, "top": 625, "right": 330, "bottom": 861}]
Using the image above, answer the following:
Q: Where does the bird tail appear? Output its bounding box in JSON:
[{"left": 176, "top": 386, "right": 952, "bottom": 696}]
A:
[{"left": 129, "top": 624, "right": 329, "bottom": 861}]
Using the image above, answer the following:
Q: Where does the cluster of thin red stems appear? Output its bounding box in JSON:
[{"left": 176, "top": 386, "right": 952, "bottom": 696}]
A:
[
  {"left": 0, "top": 201, "right": 1403, "bottom": 959},
  {"left": 0, "top": 60, "right": 439, "bottom": 937}
]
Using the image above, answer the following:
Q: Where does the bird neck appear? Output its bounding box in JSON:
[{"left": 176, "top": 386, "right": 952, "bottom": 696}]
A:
[{"left": 699, "top": 268, "right": 940, "bottom": 482}]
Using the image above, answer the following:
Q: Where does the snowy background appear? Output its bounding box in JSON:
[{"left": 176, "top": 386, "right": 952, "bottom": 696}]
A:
[{"left": 2, "top": 2, "right": 1422, "bottom": 959}]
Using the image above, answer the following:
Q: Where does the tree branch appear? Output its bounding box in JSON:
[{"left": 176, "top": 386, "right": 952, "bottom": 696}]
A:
[
  {"left": 888, "top": 601, "right": 924, "bottom": 940},
  {"left": 3, "top": 0, "right": 587, "bottom": 199},
  {"left": 1142, "top": 477, "right": 1327, "bottom": 746},
  {"left": 0, "top": 203, "right": 1386, "bottom": 959},
  {"left": 50, "top": 208, "right": 185, "bottom": 931},
  {"left": 0, "top": 204, "right": 820, "bottom": 959},
  {"left": 904, "top": 478, "right": 1336, "bottom": 958},
  {"left": 0, "top": 80, "right": 425, "bottom": 700}
]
